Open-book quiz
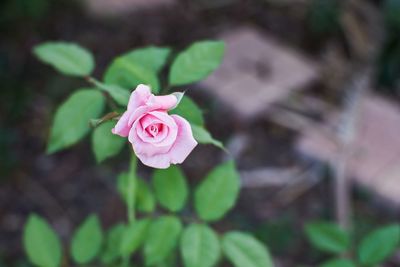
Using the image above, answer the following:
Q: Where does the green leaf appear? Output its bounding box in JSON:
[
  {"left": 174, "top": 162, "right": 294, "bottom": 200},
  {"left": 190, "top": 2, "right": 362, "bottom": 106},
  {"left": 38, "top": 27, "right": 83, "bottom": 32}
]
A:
[
  {"left": 144, "top": 216, "right": 183, "bottom": 266},
  {"left": 23, "top": 214, "right": 62, "bottom": 267},
  {"left": 172, "top": 97, "right": 225, "bottom": 149},
  {"left": 71, "top": 214, "right": 103, "bottom": 264},
  {"left": 191, "top": 124, "right": 224, "bottom": 149},
  {"left": 92, "top": 121, "right": 125, "bottom": 163},
  {"left": 180, "top": 224, "right": 220, "bottom": 267},
  {"left": 136, "top": 180, "right": 156, "bottom": 213},
  {"left": 304, "top": 221, "right": 350, "bottom": 254},
  {"left": 358, "top": 224, "right": 400, "bottom": 266},
  {"left": 136, "top": 179, "right": 156, "bottom": 213},
  {"left": 100, "top": 224, "right": 125, "bottom": 264},
  {"left": 91, "top": 79, "right": 130, "bottom": 106},
  {"left": 33, "top": 42, "right": 94, "bottom": 77},
  {"left": 170, "top": 96, "right": 204, "bottom": 126},
  {"left": 194, "top": 161, "right": 240, "bottom": 222},
  {"left": 117, "top": 173, "right": 156, "bottom": 213},
  {"left": 320, "top": 258, "right": 356, "bottom": 267},
  {"left": 222, "top": 232, "right": 273, "bottom": 267},
  {"left": 120, "top": 219, "right": 150, "bottom": 257},
  {"left": 152, "top": 166, "right": 188, "bottom": 212},
  {"left": 169, "top": 41, "right": 225, "bottom": 86},
  {"left": 47, "top": 89, "right": 105, "bottom": 154},
  {"left": 125, "top": 46, "right": 171, "bottom": 72},
  {"left": 104, "top": 46, "right": 170, "bottom": 93}
]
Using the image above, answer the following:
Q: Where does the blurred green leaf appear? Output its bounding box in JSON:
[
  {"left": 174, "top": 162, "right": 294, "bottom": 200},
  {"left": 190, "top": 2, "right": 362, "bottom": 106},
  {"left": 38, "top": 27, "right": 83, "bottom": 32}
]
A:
[
  {"left": 255, "top": 216, "right": 297, "bottom": 254},
  {"left": 320, "top": 258, "right": 355, "bottom": 267},
  {"left": 384, "top": 0, "right": 400, "bottom": 29},
  {"left": 152, "top": 165, "right": 188, "bottom": 212},
  {"left": 358, "top": 224, "right": 400, "bottom": 266},
  {"left": 191, "top": 124, "right": 224, "bottom": 149},
  {"left": 144, "top": 216, "right": 183, "bottom": 266},
  {"left": 100, "top": 224, "right": 125, "bottom": 264},
  {"left": 120, "top": 219, "right": 150, "bottom": 257},
  {"left": 104, "top": 46, "right": 170, "bottom": 93},
  {"left": 169, "top": 41, "right": 225, "bottom": 86},
  {"left": 71, "top": 214, "right": 103, "bottom": 264},
  {"left": 222, "top": 232, "right": 273, "bottom": 267},
  {"left": 305, "top": 221, "right": 350, "bottom": 254},
  {"left": 123, "top": 46, "right": 171, "bottom": 72},
  {"left": 171, "top": 96, "right": 204, "bottom": 126},
  {"left": 1, "top": 0, "right": 49, "bottom": 21},
  {"left": 307, "top": 0, "right": 340, "bottom": 35},
  {"left": 91, "top": 79, "right": 130, "bottom": 106},
  {"left": 194, "top": 161, "right": 240, "bottom": 222},
  {"left": 171, "top": 95, "right": 224, "bottom": 150},
  {"left": 180, "top": 224, "right": 220, "bottom": 267},
  {"left": 47, "top": 89, "right": 105, "bottom": 154},
  {"left": 23, "top": 214, "right": 62, "bottom": 267},
  {"left": 92, "top": 121, "right": 125, "bottom": 163},
  {"left": 136, "top": 180, "right": 156, "bottom": 213},
  {"left": 33, "top": 42, "right": 94, "bottom": 77},
  {"left": 117, "top": 173, "right": 156, "bottom": 213}
]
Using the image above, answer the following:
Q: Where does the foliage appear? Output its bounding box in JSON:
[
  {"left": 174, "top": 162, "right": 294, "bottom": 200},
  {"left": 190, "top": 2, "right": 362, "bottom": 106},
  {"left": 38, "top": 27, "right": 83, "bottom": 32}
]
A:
[
  {"left": 357, "top": 224, "right": 400, "bottom": 266},
  {"left": 23, "top": 214, "right": 62, "bottom": 267},
  {"left": 33, "top": 42, "right": 94, "bottom": 77},
  {"left": 305, "top": 221, "right": 400, "bottom": 267},
  {"left": 25, "top": 40, "right": 274, "bottom": 267},
  {"left": 194, "top": 160, "right": 240, "bottom": 221},
  {"left": 180, "top": 224, "right": 221, "bottom": 267},
  {"left": 47, "top": 89, "right": 105, "bottom": 154},
  {"left": 305, "top": 221, "right": 350, "bottom": 254},
  {"left": 152, "top": 165, "right": 189, "bottom": 212},
  {"left": 92, "top": 121, "right": 125, "bottom": 163},
  {"left": 222, "top": 232, "right": 274, "bottom": 267},
  {"left": 71, "top": 215, "right": 103, "bottom": 264},
  {"left": 169, "top": 41, "right": 225, "bottom": 86}
]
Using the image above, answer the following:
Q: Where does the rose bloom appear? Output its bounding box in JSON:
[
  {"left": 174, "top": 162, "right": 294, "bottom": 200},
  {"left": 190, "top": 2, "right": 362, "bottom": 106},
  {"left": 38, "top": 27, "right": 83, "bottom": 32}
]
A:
[{"left": 112, "top": 84, "right": 197, "bottom": 169}]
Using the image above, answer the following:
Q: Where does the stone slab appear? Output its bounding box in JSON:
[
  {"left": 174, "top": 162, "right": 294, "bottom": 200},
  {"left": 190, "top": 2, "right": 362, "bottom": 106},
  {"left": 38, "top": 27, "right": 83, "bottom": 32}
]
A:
[
  {"left": 297, "top": 93, "right": 400, "bottom": 206},
  {"left": 201, "top": 27, "right": 319, "bottom": 119}
]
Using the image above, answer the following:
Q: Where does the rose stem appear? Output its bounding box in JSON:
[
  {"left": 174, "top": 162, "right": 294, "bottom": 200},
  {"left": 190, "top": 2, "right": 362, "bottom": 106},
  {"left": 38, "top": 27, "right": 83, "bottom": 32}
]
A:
[
  {"left": 121, "top": 153, "right": 138, "bottom": 267},
  {"left": 127, "top": 153, "right": 137, "bottom": 223}
]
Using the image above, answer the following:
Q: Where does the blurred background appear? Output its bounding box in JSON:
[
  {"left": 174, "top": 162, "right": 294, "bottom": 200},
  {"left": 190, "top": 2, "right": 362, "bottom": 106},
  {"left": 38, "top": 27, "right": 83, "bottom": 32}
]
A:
[{"left": 1, "top": 0, "right": 399, "bottom": 266}]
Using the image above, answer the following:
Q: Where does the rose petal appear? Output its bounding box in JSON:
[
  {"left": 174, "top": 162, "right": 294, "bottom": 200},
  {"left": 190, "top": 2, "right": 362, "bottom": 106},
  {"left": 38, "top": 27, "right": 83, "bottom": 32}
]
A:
[
  {"left": 147, "top": 94, "right": 178, "bottom": 111},
  {"left": 112, "top": 110, "right": 132, "bottom": 137},
  {"left": 136, "top": 114, "right": 169, "bottom": 143},
  {"left": 147, "top": 111, "right": 178, "bottom": 147},
  {"left": 140, "top": 114, "right": 163, "bottom": 129},
  {"left": 127, "top": 84, "right": 152, "bottom": 111},
  {"left": 168, "top": 115, "right": 198, "bottom": 164},
  {"left": 128, "top": 105, "right": 152, "bottom": 126},
  {"left": 129, "top": 117, "right": 174, "bottom": 157},
  {"left": 135, "top": 148, "right": 172, "bottom": 169}
]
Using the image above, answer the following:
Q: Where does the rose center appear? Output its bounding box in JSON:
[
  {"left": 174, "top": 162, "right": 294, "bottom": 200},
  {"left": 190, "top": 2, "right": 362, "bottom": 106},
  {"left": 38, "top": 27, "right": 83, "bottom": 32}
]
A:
[{"left": 146, "top": 123, "right": 162, "bottom": 137}]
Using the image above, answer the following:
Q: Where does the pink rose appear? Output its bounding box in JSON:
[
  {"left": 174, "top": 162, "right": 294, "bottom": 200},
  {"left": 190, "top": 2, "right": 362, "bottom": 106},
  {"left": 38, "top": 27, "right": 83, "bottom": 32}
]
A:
[{"left": 112, "top": 84, "right": 197, "bottom": 169}]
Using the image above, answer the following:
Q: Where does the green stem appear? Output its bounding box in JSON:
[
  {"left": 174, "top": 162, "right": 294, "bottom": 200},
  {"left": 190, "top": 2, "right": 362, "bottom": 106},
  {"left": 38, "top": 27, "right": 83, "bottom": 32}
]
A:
[
  {"left": 127, "top": 153, "right": 137, "bottom": 223},
  {"left": 120, "top": 154, "right": 137, "bottom": 267}
]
